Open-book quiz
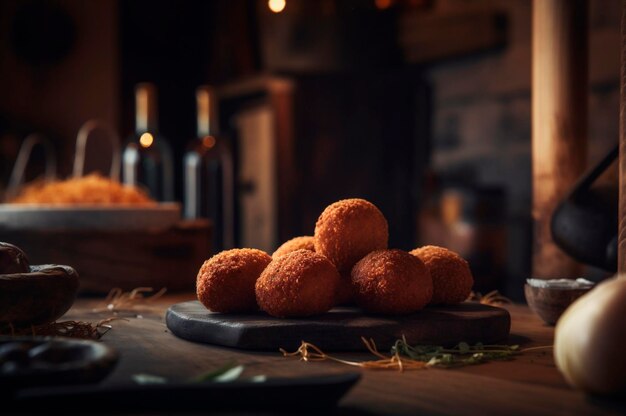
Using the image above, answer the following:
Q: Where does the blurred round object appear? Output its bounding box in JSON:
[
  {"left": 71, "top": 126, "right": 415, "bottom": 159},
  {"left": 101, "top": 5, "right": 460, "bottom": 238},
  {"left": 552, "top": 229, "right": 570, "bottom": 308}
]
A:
[
  {"left": 554, "top": 277, "right": 626, "bottom": 395},
  {"left": 256, "top": 249, "right": 339, "bottom": 318},
  {"left": 351, "top": 249, "right": 432, "bottom": 314},
  {"left": 410, "top": 245, "right": 473, "bottom": 305},
  {"left": 314, "top": 198, "right": 388, "bottom": 273},
  {"left": 272, "top": 236, "right": 315, "bottom": 259},
  {"left": 196, "top": 248, "right": 272, "bottom": 313},
  {"left": 0, "top": 242, "right": 30, "bottom": 275}
]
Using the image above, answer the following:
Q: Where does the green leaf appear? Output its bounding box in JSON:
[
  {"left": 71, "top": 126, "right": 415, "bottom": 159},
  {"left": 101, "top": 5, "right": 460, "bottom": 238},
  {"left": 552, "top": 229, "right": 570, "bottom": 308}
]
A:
[
  {"left": 391, "top": 336, "right": 520, "bottom": 368},
  {"left": 213, "top": 365, "right": 244, "bottom": 382},
  {"left": 193, "top": 363, "right": 244, "bottom": 383},
  {"left": 132, "top": 373, "right": 168, "bottom": 385}
]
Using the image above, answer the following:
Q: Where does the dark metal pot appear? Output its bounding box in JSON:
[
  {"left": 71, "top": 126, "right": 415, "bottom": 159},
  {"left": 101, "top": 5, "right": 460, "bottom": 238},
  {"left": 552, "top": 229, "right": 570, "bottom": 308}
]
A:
[{"left": 551, "top": 145, "right": 618, "bottom": 271}]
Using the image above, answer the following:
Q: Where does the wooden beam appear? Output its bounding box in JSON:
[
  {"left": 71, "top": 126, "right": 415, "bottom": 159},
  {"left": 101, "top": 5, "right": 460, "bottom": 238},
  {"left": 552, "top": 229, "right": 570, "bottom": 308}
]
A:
[
  {"left": 399, "top": 10, "right": 507, "bottom": 64},
  {"left": 617, "top": 0, "right": 626, "bottom": 273},
  {"left": 531, "top": 0, "right": 587, "bottom": 277}
]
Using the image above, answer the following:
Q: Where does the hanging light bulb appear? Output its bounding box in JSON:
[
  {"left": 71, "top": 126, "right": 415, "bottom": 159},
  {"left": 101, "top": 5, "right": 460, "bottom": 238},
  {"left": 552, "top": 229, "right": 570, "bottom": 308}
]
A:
[{"left": 268, "top": 0, "right": 286, "bottom": 13}]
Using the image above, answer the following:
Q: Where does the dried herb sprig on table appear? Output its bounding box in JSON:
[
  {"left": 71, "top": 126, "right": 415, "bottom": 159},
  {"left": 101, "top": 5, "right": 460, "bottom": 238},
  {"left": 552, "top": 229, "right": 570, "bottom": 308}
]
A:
[
  {"left": 281, "top": 338, "right": 429, "bottom": 371},
  {"left": 281, "top": 336, "right": 522, "bottom": 372},
  {"left": 0, "top": 317, "right": 118, "bottom": 340},
  {"left": 467, "top": 290, "right": 512, "bottom": 306},
  {"left": 98, "top": 287, "right": 167, "bottom": 313},
  {"left": 1, "top": 287, "right": 165, "bottom": 340},
  {"left": 391, "top": 336, "right": 519, "bottom": 367}
]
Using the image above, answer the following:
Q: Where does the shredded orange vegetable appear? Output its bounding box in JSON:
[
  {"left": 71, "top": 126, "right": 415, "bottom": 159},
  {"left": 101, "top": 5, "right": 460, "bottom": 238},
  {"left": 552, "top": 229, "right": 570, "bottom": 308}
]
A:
[
  {"left": 10, "top": 173, "right": 154, "bottom": 205},
  {"left": 467, "top": 290, "right": 512, "bottom": 306}
]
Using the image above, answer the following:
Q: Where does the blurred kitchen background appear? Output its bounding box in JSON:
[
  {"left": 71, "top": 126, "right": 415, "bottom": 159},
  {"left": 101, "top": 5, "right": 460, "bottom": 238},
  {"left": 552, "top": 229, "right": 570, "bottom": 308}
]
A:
[{"left": 0, "top": 0, "right": 619, "bottom": 300}]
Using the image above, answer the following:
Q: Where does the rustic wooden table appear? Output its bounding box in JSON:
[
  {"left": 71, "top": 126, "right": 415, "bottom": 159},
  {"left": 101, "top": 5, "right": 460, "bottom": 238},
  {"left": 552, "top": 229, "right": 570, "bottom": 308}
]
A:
[{"left": 62, "top": 294, "right": 625, "bottom": 416}]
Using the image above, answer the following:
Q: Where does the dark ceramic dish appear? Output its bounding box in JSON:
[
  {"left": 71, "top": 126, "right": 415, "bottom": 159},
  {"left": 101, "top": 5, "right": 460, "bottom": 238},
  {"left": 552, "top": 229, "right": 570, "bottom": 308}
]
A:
[{"left": 0, "top": 336, "right": 119, "bottom": 393}]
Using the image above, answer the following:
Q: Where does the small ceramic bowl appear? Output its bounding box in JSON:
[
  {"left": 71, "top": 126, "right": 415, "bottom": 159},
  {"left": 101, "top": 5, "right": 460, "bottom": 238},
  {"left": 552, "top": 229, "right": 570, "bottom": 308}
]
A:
[{"left": 524, "top": 279, "right": 594, "bottom": 325}]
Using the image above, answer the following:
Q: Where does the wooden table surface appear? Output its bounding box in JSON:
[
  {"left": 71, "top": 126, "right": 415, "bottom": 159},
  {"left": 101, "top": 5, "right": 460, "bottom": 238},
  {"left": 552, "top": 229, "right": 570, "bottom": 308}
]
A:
[{"left": 63, "top": 294, "right": 626, "bottom": 416}]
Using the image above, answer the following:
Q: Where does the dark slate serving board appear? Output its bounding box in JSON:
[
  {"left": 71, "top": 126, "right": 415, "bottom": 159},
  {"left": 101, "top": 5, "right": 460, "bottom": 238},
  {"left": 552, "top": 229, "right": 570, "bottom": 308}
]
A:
[{"left": 166, "top": 301, "right": 511, "bottom": 351}]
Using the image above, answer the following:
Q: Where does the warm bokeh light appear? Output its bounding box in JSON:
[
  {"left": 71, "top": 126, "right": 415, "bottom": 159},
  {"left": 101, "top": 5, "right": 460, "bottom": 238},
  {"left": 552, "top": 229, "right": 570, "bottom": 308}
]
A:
[
  {"left": 268, "top": 0, "right": 286, "bottom": 13},
  {"left": 202, "top": 135, "right": 216, "bottom": 149},
  {"left": 375, "top": 0, "right": 393, "bottom": 9},
  {"left": 139, "top": 132, "right": 154, "bottom": 148}
]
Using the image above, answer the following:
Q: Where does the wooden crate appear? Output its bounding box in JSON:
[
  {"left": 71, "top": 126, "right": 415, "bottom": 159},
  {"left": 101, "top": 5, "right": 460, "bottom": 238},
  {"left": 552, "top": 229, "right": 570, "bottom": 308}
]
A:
[{"left": 0, "top": 220, "right": 211, "bottom": 294}]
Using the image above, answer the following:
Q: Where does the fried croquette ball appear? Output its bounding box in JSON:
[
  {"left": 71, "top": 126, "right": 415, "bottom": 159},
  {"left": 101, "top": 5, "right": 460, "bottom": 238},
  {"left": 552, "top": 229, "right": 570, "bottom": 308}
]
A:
[
  {"left": 272, "top": 236, "right": 315, "bottom": 259},
  {"left": 351, "top": 249, "right": 432, "bottom": 314},
  {"left": 410, "top": 245, "right": 474, "bottom": 305},
  {"left": 196, "top": 248, "right": 272, "bottom": 313},
  {"left": 256, "top": 249, "right": 340, "bottom": 318},
  {"left": 314, "top": 198, "right": 388, "bottom": 273}
]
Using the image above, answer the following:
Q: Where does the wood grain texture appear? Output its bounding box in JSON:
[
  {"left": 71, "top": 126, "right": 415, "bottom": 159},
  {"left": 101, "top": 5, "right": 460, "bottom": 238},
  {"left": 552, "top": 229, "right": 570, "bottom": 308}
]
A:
[
  {"left": 531, "top": 0, "right": 587, "bottom": 278},
  {"left": 166, "top": 301, "right": 511, "bottom": 351},
  {"left": 267, "top": 79, "right": 298, "bottom": 245},
  {"left": 0, "top": 221, "right": 211, "bottom": 294},
  {"left": 58, "top": 295, "right": 626, "bottom": 415}
]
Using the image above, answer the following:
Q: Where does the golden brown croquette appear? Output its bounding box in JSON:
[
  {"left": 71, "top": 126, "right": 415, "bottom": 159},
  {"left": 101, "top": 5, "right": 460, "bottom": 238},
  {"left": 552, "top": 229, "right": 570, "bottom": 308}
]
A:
[
  {"left": 314, "top": 198, "right": 388, "bottom": 273},
  {"left": 351, "top": 249, "right": 432, "bottom": 314},
  {"left": 410, "top": 245, "right": 473, "bottom": 305},
  {"left": 272, "top": 236, "right": 315, "bottom": 259},
  {"left": 196, "top": 248, "right": 272, "bottom": 313},
  {"left": 256, "top": 249, "right": 340, "bottom": 318}
]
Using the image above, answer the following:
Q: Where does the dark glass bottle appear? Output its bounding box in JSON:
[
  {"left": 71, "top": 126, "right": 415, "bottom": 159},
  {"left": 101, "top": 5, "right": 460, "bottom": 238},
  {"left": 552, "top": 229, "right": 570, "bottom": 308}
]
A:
[
  {"left": 184, "top": 86, "right": 234, "bottom": 252},
  {"left": 122, "top": 83, "right": 174, "bottom": 201}
]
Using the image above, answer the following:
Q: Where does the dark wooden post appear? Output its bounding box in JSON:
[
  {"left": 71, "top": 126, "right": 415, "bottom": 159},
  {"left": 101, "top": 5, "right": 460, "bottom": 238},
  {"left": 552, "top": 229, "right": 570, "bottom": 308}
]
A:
[
  {"left": 531, "top": 0, "right": 587, "bottom": 277},
  {"left": 617, "top": 0, "right": 626, "bottom": 273}
]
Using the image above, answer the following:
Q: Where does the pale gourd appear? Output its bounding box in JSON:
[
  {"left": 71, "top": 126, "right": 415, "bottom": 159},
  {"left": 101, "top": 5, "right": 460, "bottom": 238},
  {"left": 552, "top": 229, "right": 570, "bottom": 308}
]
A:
[{"left": 554, "top": 277, "right": 626, "bottom": 395}]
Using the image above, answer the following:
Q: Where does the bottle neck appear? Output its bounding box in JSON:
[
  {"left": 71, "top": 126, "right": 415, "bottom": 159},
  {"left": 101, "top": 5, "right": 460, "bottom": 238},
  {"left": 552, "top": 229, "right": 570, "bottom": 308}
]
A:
[
  {"left": 135, "top": 83, "right": 158, "bottom": 134},
  {"left": 196, "top": 86, "right": 219, "bottom": 138}
]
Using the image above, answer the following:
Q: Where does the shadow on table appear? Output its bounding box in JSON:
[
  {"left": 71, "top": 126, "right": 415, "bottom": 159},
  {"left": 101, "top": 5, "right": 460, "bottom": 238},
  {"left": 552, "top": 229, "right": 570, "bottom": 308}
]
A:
[
  {"left": 507, "top": 333, "right": 532, "bottom": 345},
  {"left": 587, "top": 395, "right": 626, "bottom": 412}
]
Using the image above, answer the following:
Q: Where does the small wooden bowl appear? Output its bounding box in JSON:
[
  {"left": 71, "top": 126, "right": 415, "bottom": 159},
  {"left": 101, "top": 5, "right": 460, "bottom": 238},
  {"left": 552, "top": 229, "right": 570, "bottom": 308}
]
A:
[
  {"left": 0, "top": 264, "right": 79, "bottom": 327},
  {"left": 524, "top": 283, "right": 591, "bottom": 325}
]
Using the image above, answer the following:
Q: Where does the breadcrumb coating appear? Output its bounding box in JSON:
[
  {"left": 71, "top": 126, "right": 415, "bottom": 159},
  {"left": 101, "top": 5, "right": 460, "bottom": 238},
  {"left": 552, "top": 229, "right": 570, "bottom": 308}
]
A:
[
  {"left": 272, "top": 236, "right": 315, "bottom": 259},
  {"left": 314, "top": 198, "right": 388, "bottom": 273},
  {"left": 256, "top": 249, "right": 339, "bottom": 318},
  {"left": 351, "top": 249, "right": 432, "bottom": 314},
  {"left": 196, "top": 248, "right": 272, "bottom": 313},
  {"left": 410, "top": 245, "right": 473, "bottom": 305}
]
